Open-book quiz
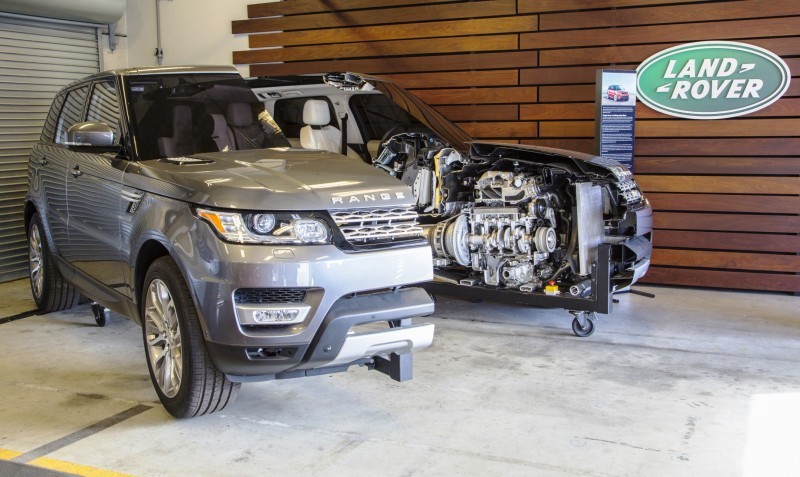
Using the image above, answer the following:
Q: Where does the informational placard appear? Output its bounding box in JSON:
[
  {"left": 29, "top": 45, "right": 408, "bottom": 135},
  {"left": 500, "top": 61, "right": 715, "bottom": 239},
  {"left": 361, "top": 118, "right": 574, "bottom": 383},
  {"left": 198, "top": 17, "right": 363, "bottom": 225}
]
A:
[{"left": 594, "top": 70, "right": 637, "bottom": 170}]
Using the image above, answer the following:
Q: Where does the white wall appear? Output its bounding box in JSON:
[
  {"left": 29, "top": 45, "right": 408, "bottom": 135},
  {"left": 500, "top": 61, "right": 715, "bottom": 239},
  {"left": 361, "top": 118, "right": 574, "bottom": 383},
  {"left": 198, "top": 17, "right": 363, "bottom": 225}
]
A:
[{"left": 115, "top": 0, "right": 265, "bottom": 76}]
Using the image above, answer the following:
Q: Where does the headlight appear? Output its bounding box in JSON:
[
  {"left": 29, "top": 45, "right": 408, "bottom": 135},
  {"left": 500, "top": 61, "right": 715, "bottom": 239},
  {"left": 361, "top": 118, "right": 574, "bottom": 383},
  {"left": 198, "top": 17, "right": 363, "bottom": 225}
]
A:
[
  {"left": 197, "top": 208, "right": 329, "bottom": 244},
  {"left": 251, "top": 213, "right": 276, "bottom": 234}
]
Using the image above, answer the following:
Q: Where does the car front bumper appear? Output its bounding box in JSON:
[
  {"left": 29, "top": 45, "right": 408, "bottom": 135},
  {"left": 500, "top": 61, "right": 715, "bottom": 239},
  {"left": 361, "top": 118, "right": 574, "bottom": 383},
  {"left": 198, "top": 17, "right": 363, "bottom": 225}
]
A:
[{"left": 177, "top": 225, "right": 435, "bottom": 379}]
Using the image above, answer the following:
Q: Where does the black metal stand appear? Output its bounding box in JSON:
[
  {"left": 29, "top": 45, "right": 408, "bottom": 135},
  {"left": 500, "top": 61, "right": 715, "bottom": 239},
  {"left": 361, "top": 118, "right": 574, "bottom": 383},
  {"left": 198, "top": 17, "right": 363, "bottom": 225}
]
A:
[{"left": 421, "top": 244, "right": 614, "bottom": 315}]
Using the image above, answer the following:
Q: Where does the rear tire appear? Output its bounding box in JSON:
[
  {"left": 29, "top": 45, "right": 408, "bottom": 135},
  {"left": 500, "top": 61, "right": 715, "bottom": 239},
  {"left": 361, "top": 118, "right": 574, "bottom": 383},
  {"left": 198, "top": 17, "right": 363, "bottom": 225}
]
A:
[
  {"left": 141, "top": 256, "right": 239, "bottom": 418},
  {"left": 28, "top": 213, "right": 80, "bottom": 312}
]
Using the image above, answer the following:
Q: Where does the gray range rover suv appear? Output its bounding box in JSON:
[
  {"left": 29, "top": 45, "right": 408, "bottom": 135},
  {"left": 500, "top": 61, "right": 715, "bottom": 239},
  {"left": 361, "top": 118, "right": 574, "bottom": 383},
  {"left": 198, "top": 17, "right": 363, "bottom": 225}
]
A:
[{"left": 25, "top": 66, "right": 435, "bottom": 417}]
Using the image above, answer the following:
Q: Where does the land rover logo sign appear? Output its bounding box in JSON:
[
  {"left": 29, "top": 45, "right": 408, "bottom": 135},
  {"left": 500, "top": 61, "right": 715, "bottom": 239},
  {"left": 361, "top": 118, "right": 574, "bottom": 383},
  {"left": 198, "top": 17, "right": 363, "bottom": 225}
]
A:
[{"left": 636, "top": 41, "right": 791, "bottom": 120}]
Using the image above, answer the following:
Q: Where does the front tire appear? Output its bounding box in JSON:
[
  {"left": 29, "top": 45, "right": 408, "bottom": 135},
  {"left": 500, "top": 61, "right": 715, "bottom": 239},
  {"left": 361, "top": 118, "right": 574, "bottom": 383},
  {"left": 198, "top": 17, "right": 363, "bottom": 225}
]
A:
[
  {"left": 141, "top": 257, "right": 239, "bottom": 418},
  {"left": 28, "top": 213, "right": 80, "bottom": 312}
]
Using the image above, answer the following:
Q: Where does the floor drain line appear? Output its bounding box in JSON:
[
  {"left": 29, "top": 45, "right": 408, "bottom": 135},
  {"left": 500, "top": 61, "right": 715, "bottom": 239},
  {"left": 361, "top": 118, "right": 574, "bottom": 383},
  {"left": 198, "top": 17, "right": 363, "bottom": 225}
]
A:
[
  {"left": 0, "top": 309, "right": 40, "bottom": 325},
  {"left": 10, "top": 404, "right": 152, "bottom": 464}
]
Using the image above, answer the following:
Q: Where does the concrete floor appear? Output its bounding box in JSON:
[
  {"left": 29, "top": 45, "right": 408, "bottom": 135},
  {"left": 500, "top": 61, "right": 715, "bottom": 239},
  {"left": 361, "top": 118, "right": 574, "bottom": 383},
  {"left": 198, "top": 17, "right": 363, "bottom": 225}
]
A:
[{"left": 0, "top": 278, "right": 798, "bottom": 477}]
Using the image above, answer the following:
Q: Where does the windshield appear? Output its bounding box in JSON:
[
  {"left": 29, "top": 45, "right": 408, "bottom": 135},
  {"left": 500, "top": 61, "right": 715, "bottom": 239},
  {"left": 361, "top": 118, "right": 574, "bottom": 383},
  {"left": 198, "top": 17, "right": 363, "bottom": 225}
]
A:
[
  {"left": 124, "top": 73, "right": 290, "bottom": 160},
  {"left": 349, "top": 93, "right": 426, "bottom": 142},
  {"left": 366, "top": 78, "right": 473, "bottom": 153}
]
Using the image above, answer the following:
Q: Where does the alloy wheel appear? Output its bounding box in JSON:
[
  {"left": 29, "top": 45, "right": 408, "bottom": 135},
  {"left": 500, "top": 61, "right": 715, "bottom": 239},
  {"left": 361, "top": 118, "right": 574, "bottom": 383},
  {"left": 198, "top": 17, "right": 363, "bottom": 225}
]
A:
[
  {"left": 144, "top": 278, "right": 183, "bottom": 398},
  {"left": 29, "top": 224, "right": 44, "bottom": 300}
]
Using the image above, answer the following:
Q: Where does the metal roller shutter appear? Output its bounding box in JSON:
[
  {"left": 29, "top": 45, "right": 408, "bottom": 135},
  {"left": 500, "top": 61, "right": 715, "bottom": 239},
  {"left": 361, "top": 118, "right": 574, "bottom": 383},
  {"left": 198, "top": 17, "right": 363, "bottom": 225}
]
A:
[{"left": 0, "top": 14, "right": 99, "bottom": 281}]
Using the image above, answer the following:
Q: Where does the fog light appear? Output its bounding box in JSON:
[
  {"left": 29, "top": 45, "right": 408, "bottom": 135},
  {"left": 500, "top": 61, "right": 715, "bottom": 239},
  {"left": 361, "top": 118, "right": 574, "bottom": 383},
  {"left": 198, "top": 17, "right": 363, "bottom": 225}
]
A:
[
  {"left": 253, "top": 309, "right": 300, "bottom": 323},
  {"left": 236, "top": 303, "right": 310, "bottom": 326}
]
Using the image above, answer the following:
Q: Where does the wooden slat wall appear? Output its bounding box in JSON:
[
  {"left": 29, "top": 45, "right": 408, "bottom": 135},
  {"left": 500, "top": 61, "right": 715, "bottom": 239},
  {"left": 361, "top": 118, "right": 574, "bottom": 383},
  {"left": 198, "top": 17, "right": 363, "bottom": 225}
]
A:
[{"left": 233, "top": 0, "right": 800, "bottom": 293}]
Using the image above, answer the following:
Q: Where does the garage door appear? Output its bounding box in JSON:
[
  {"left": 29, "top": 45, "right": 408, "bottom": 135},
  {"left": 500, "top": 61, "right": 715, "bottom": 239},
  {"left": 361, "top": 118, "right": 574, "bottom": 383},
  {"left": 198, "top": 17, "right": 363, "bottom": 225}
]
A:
[{"left": 0, "top": 15, "right": 99, "bottom": 281}]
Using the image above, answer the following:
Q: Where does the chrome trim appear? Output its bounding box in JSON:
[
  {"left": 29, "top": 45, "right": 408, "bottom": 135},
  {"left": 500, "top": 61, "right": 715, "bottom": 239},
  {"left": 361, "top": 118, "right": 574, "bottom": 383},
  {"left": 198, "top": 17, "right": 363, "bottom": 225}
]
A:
[
  {"left": 322, "top": 323, "right": 435, "bottom": 368},
  {"left": 331, "top": 206, "right": 423, "bottom": 243},
  {"left": 235, "top": 303, "right": 311, "bottom": 326}
]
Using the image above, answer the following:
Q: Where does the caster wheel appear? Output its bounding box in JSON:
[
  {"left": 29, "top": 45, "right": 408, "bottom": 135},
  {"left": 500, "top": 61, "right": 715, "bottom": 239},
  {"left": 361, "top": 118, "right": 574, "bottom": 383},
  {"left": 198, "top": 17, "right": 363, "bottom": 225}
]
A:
[
  {"left": 91, "top": 303, "right": 108, "bottom": 327},
  {"left": 571, "top": 316, "right": 594, "bottom": 337}
]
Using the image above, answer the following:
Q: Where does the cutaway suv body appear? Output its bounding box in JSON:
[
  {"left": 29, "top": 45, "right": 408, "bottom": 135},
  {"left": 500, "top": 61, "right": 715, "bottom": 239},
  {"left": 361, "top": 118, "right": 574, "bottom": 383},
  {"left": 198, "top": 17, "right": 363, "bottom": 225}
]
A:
[{"left": 25, "top": 66, "right": 435, "bottom": 417}]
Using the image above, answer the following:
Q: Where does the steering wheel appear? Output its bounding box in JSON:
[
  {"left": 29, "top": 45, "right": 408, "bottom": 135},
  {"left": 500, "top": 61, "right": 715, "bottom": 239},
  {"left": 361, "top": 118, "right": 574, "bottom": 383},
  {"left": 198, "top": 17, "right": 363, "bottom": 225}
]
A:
[{"left": 376, "top": 124, "right": 410, "bottom": 158}]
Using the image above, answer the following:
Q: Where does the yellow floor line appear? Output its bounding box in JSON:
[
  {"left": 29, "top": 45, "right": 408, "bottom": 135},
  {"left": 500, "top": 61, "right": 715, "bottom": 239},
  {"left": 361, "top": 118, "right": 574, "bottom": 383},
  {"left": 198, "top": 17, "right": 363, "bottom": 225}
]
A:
[
  {"left": 0, "top": 448, "right": 22, "bottom": 459},
  {"left": 30, "top": 456, "right": 136, "bottom": 477}
]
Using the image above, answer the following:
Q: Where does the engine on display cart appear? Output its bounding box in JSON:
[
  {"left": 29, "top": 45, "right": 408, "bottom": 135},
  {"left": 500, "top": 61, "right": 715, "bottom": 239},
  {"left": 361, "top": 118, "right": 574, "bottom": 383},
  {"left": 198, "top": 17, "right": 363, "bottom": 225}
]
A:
[{"left": 372, "top": 130, "right": 648, "bottom": 336}]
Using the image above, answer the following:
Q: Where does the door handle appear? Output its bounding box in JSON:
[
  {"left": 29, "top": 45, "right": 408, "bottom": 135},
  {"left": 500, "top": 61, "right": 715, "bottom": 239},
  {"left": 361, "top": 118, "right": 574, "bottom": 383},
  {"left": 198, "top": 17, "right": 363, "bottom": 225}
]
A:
[
  {"left": 70, "top": 165, "right": 82, "bottom": 178},
  {"left": 38, "top": 157, "right": 49, "bottom": 166}
]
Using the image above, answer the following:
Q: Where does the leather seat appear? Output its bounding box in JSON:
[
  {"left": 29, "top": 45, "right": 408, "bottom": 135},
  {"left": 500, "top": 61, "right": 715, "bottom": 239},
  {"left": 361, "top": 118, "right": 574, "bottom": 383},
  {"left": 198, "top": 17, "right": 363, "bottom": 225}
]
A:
[
  {"left": 300, "top": 100, "right": 360, "bottom": 159},
  {"left": 300, "top": 100, "right": 339, "bottom": 152},
  {"left": 157, "top": 105, "right": 193, "bottom": 157},
  {"left": 210, "top": 113, "right": 234, "bottom": 151},
  {"left": 226, "top": 102, "right": 263, "bottom": 149}
]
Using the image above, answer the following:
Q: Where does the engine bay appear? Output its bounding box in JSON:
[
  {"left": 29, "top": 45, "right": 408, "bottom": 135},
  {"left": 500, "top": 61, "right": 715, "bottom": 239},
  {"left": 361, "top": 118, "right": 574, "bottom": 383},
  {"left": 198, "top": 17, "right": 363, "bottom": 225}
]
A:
[{"left": 373, "top": 131, "right": 647, "bottom": 298}]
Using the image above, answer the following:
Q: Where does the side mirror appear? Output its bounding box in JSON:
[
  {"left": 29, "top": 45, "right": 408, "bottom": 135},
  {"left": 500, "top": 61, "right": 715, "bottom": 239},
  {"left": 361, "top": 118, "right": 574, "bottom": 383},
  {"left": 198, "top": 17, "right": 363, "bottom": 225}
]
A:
[{"left": 66, "top": 122, "right": 115, "bottom": 147}]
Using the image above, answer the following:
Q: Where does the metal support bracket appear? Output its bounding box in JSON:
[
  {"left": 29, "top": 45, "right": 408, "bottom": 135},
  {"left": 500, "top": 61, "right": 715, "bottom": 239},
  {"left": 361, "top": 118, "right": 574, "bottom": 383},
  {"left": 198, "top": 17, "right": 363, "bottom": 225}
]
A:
[
  {"left": 373, "top": 317, "right": 413, "bottom": 381},
  {"left": 107, "top": 23, "right": 117, "bottom": 51},
  {"left": 373, "top": 352, "right": 413, "bottom": 382}
]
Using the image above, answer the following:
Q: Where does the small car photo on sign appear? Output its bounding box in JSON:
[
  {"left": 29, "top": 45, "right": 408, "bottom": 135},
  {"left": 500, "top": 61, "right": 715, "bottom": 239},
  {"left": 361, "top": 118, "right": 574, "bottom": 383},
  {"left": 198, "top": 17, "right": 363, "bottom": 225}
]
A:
[{"left": 603, "top": 72, "right": 637, "bottom": 105}]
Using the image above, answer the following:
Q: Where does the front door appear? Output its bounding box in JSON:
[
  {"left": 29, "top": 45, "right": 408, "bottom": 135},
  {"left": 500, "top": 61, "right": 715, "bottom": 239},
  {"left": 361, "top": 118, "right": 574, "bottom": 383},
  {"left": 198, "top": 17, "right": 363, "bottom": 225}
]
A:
[
  {"left": 38, "top": 85, "right": 91, "bottom": 258},
  {"left": 63, "top": 79, "right": 127, "bottom": 300}
]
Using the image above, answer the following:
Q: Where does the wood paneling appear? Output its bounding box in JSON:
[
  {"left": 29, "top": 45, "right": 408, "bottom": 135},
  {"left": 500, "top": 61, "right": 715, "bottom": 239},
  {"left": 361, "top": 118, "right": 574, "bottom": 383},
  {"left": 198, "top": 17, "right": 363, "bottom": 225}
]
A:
[
  {"left": 522, "top": 17, "right": 800, "bottom": 50},
  {"left": 521, "top": 65, "right": 637, "bottom": 85},
  {"left": 641, "top": 268, "right": 800, "bottom": 293},
  {"left": 248, "top": 0, "right": 463, "bottom": 18},
  {"left": 457, "top": 121, "right": 538, "bottom": 139},
  {"left": 654, "top": 213, "right": 800, "bottom": 234},
  {"left": 521, "top": 103, "right": 594, "bottom": 120},
  {"left": 539, "top": 121, "right": 593, "bottom": 138},
  {"left": 250, "top": 16, "right": 538, "bottom": 48},
  {"left": 635, "top": 139, "right": 800, "bottom": 157},
  {"left": 637, "top": 98, "right": 800, "bottom": 118},
  {"left": 636, "top": 176, "right": 800, "bottom": 195},
  {"left": 234, "top": 35, "right": 518, "bottom": 64},
  {"left": 249, "top": 51, "right": 538, "bottom": 76},
  {"left": 411, "top": 87, "right": 538, "bottom": 105},
  {"left": 380, "top": 70, "right": 519, "bottom": 89},
  {"left": 653, "top": 249, "right": 800, "bottom": 273},
  {"left": 635, "top": 157, "right": 800, "bottom": 175},
  {"left": 539, "top": 86, "right": 595, "bottom": 103},
  {"left": 637, "top": 119, "right": 800, "bottom": 137},
  {"left": 539, "top": 0, "right": 799, "bottom": 30},
  {"left": 234, "top": 0, "right": 800, "bottom": 293},
  {"left": 436, "top": 105, "right": 519, "bottom": 122},
  {"left": 233, "top": 0, "right": 516, "bottom": 33},
  {"left": 647, "top": 193, "right": 800, "bottom": 214},
  {"left": 518, "top": 0, "right": 701, "bottom": 14},
  {"left": 540, "top": 37, "right": 800, "bottom": 67},
  {"left": 654, "top": 230, "right": 800, "bottom": 254}
]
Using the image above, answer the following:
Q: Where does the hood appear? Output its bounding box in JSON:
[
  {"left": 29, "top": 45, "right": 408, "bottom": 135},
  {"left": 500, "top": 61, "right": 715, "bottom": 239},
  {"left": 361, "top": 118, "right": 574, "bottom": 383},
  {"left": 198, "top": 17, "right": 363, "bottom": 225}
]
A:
[
  {"left": 469, "top": 142, "right": 634, "bottom": 183},
  {"left": 132, "top": 148, "right": 415, "bottom": 210}
]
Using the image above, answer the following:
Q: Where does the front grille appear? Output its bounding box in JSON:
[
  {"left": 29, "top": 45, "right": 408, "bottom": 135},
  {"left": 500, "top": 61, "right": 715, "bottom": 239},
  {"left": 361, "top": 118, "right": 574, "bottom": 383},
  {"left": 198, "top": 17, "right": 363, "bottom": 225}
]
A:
[
  {"left": 331, "top": 206, "right": 423, "bottom": 244},
  {"left": 234, "top": 288, "right": 306, "bottom": 304}
]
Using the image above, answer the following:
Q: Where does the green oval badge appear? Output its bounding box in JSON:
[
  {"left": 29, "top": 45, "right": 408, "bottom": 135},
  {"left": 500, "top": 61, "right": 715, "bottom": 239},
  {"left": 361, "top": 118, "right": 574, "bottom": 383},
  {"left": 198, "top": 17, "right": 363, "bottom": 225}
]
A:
[{"left": 636, "top": 41, "right": 791, "bottom": 119}]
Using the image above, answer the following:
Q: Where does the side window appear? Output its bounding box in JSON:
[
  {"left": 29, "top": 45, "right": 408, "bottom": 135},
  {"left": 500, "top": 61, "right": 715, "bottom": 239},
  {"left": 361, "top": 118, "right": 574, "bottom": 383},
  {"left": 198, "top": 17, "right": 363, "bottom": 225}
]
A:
[
  {"left": 86, "top": 80, "right": 121, "bottom": 144},
  {"left": 41, "top": 94, "right": 66, "bottom": 143},
  {"left": 273, "top": 96, "right": 337, "bottom": 138},
  {"left": 54, "top": 85, "right": 89, "bottom": 145}
]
